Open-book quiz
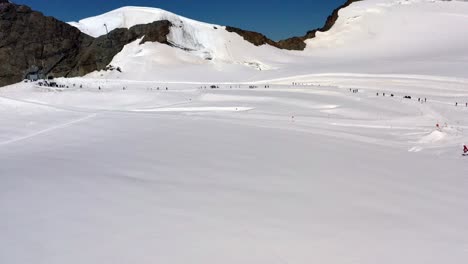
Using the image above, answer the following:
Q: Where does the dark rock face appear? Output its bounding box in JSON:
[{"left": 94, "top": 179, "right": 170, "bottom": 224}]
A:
[
  {"left": 0, "top": 2, "right": 172, "bottom": 86},
  {"left": 226, "top": 0, "right": 363, "bottom": 51},
  {"left": 277, "top": 37, "right": 307, "bottom": 51},
  {"left": 225, "top": 26, "right": 278, "bottom": 47},
  {"left": 0, "top": 2, "right": 88, "bottom": 86},
  {"left": 225, "top": 26, "right": 304, "bottom": 51}
]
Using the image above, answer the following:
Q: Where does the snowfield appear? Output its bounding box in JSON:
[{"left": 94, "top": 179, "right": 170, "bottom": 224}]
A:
[
  {"left": 1, "top": 75, "right": 468, "bottom": 264},
  {"left": 2, "top": 0, "right": 468, "bottom": 264}
]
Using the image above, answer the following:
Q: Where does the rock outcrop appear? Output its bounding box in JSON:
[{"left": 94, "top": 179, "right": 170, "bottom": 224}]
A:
[
  {"left": 0, "top": 1, "right": 171, "bottom": 86},
  {"left": 225, "top": 26, "right": 307, "bottom": 51},
  {"left": 225, "top": 26, "right": 278, "bottom": 48}
]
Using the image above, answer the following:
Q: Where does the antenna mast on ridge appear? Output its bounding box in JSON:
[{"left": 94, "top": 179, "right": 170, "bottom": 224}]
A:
[{"left": 104, "top": 24, "right": 109, "bottom": 36}]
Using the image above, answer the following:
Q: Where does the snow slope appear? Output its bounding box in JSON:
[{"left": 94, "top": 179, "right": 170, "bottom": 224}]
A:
[
  {"left": 305, "top": 0, "right": 468, "bottom": 57},
  {"left": 1, "top": 76, "right": 468, "bottom": 264}
]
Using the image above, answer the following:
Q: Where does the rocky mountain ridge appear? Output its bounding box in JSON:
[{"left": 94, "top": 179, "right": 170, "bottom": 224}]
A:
[
  {"left": 0, "top": 1, "right": 173, "bottom": 86},
  {"left": 0, "top": 0, "right": 360, "bottom": 86}
]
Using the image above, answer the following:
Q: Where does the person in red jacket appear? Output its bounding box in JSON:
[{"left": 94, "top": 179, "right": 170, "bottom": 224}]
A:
[{"left": 464, "top": 145, "right": 468, "bottom": 154}]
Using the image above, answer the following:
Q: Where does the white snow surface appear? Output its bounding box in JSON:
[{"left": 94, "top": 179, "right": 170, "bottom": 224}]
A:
[{"left": 2, "top": 0, "right": 468, "bottom": 263}]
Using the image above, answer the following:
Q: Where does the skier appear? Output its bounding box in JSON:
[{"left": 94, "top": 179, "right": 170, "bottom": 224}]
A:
[{"left": 464, "top": 145, "right": 468, "bottom": 155}]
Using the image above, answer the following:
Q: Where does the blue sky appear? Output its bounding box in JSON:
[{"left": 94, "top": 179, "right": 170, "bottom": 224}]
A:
[{"left": 15, "top": 0, "right": 345, "bottom": 40}]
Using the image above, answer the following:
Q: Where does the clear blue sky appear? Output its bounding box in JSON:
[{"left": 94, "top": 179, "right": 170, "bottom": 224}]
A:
[{"left": 15, "top": 0, "right": 346, "bottom": 40}]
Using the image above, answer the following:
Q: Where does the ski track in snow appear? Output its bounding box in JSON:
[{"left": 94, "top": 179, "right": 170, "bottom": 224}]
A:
[{"left": 0, "top": 113, "right": 97, "bottom": 147}]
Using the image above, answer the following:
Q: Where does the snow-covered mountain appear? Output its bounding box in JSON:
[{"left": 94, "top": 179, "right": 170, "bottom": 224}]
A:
[
  {"left": 70, "top": 7, "right": 228, "bottom": 60},
  {"left": 67, "top": 0, "right": 468, "bottom": 82},
  {"left": 69, "top": 6, "right": 291, "bottom": 81}
]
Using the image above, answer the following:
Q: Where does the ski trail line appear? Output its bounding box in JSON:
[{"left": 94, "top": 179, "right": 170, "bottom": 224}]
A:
[
  {"left": 0, "top": 113, "right": 98, "bottom": 147},
  {"left": 0, "top": 95, "right": 94, "bottom": 114}
]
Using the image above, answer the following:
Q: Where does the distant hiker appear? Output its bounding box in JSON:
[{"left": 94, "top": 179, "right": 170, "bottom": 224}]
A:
[
  {"left": 425, "top": 98, "right": 427, "bottom": 102},
  {"left": 98, "top": 86, "right": 101, "bottom": 90},
  {"left": 418, "top": 98, "right": 420, "bottom": 102},
  {"left": 456, "top": 102, "right": 458, "bottom": 106},
  {"left": 464, "top": 145, "right": 468, "bottom": 154},
  {"left": 376, "top": 93, "right": 379, "bottom": 96},
  {"left": 383, "top": 93, "right": 385, "bottom": 96}
]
